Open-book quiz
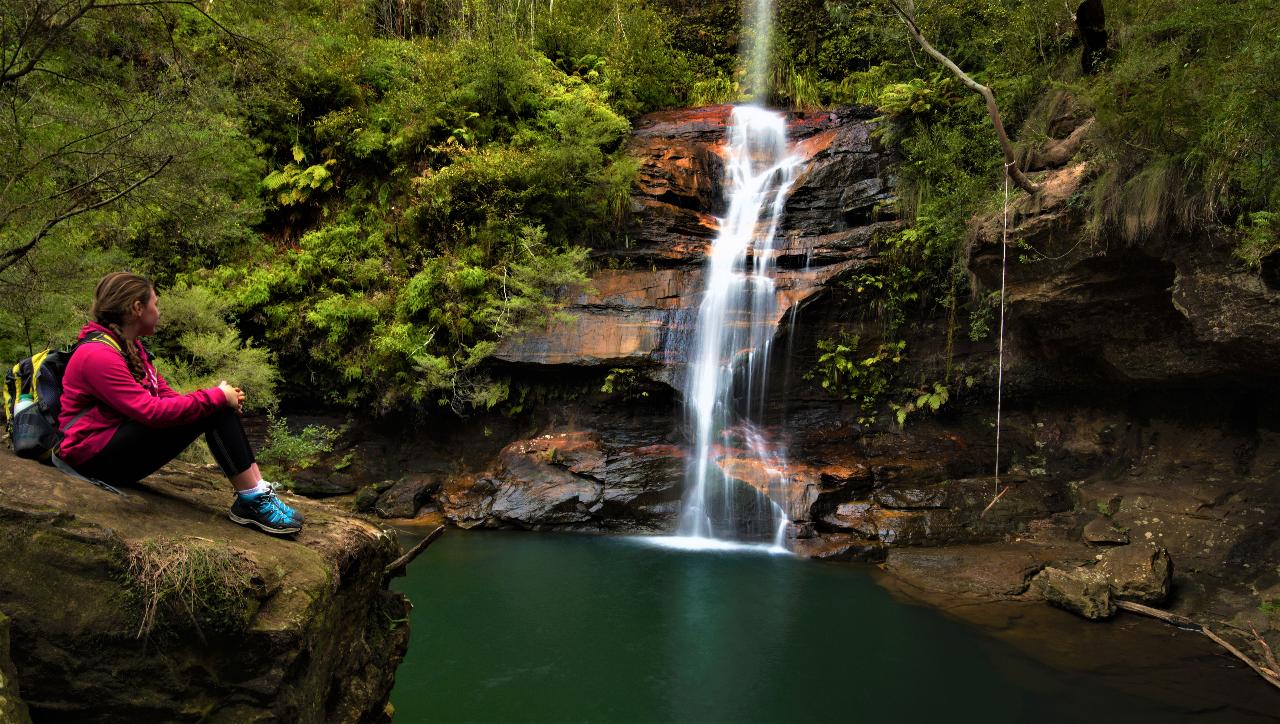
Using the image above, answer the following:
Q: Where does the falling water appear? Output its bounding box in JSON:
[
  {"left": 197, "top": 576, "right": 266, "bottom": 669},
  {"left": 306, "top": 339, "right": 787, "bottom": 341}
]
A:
[
  {"left": 744, "top": 0, "right": 775, "bottom": 101},
  {"left": 675, "top": 105, "right": 801, "bottom": 546}
]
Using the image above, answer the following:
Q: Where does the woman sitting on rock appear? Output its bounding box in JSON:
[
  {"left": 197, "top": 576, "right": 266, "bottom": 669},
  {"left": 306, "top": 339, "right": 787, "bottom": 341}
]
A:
[{"left": 58, "top": 271, "right": 304, "bottom": 535}]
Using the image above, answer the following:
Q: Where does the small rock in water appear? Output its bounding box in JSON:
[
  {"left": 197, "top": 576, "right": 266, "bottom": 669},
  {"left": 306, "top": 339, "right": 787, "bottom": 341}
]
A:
[{"left": 1034, "top": 566, "right": 1115, "bottom": 620}]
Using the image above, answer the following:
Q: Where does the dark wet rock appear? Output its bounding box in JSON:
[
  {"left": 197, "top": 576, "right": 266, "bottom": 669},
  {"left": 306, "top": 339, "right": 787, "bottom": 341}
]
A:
[
  {"left": 871, "top": 485, "right": 948, "bottom": 509},
  {"left": 1034, "top": 566, "right": 1116, "bottom": 620},
  {"left": 0, "top": 448, "right": 408, "bottom": 723},
  {"left": 884, "top": 545, "right": 1053, "bottom": 598},
  {"left": 291, "top": 466, "right": 359, "bottom": 497},
  {"left": 816, "top": 478, "right": 1071, "bottom": 546},
  {"left": 441, "top": 432, "right": 681, "bottom": 532},
  {"left": 0, "top": 613, "right": 30, "bottom": 724},
  {"left": 375, "top": 473, "right": 441, "bottom": 519},
  {"left": 790, "top": 533, "right": 886, "bottom": 562},
  {"left": 355, "top": 479, "right": 396, "bottom": 513},
  {"left": 1098, "top": 544, "right": 1172, "bottom": 604},
  {"left": 1083, "top": 516, "right": 1130, "bottom": 545}
]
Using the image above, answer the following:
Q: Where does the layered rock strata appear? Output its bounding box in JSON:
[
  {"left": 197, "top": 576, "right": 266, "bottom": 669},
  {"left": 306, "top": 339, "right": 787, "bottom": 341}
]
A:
[{"left": 494, "top": 104, "right": 896, "bottom": 381}]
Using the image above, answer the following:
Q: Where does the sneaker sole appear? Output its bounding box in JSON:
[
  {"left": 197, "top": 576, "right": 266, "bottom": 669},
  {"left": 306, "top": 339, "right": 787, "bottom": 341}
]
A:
[{"left": 228, "top": 511, "right": 301, "bottom": 535}]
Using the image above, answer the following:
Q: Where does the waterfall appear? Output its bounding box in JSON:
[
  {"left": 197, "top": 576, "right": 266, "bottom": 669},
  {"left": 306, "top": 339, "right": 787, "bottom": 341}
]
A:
[{"left": 675, "top": 105, "right": 800, "bottom": 546}]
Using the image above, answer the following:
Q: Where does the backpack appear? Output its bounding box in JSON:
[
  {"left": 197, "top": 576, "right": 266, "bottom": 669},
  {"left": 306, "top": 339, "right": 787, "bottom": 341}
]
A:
[{"left": 4, "top": 332, "right": 121, "bottom": 462}]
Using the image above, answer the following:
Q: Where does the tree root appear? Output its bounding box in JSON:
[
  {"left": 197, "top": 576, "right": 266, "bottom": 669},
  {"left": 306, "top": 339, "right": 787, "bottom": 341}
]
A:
[{"left": 1114, "top": 600, "right": 1280, "bottom": 691}]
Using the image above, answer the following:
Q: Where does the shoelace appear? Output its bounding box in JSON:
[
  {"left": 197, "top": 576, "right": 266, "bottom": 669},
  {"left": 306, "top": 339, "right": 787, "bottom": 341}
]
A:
[
  {"left": 253, "top": 491, "right": 297, "bottom": 524},
  {"left": 261, "top": 483, "right": 299, "bottom": 520}
]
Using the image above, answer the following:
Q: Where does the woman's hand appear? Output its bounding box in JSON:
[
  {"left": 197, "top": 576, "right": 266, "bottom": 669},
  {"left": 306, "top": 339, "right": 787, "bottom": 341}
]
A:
[{"left": 218, "top": 380, "right": 246, "bottom": 412}]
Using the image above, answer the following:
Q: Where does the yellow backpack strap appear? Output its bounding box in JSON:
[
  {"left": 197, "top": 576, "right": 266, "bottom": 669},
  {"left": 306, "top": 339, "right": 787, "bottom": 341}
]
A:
[
  {"left": 28, "top": 349, "right": 50, "bottom": 405},
  {"left": 88, "top": 333, "right": 122, "bottom": 353}
]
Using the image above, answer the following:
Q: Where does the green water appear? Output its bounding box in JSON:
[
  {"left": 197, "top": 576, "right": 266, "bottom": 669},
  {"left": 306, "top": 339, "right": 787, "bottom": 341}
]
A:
[{"left": 389, "top": 532, "right": 1269, "bottom": 723}]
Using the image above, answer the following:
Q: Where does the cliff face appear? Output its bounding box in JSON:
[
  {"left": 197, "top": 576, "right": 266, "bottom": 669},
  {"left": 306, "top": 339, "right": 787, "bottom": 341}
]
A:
[
  {"left": 493, "top": 104, "right": 896, "bottom": 382},
  {"left": 0, "top": 449, "right": 409, "bottom": 722}
]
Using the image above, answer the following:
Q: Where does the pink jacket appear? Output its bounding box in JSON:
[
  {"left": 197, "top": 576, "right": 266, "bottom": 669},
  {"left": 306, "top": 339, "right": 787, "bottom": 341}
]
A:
[{"left": 57, "top": 323, "right": 223, "bottom": 466}]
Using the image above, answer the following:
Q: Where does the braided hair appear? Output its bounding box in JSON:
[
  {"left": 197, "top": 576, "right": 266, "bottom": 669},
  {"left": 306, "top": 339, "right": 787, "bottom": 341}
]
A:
[{"left": 90, "top": 272, "right": 152, "bottom": 383}]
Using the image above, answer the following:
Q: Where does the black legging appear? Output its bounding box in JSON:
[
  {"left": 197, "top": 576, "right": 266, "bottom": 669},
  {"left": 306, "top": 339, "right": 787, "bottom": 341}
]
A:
[{"left": 77, "top": 407, "right": 256, "bottom": 487}]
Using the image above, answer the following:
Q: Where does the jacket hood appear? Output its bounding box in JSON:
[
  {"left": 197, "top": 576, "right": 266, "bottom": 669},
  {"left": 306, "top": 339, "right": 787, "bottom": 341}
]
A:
[{"left": 78, "top": 321, "right": 116, "bottom": 341}]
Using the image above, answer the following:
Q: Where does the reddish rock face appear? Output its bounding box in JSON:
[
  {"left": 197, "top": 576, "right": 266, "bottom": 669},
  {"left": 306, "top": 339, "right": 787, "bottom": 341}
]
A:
[{"left": 495, "top": 104, "right": 898, "bottom": 377}]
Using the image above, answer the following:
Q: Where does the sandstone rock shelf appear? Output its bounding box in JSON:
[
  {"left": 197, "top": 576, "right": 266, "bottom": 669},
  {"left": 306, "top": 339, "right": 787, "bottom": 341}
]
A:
[{"left": 0, "top": 448, "right": 410, "bottom": 722}]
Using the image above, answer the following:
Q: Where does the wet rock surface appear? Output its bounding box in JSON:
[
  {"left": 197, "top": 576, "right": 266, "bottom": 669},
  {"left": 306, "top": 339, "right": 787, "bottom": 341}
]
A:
[
  {"left": 1083, "top": 516, "right": 1130, "bottom": 545},
  {"left": 0, "top": 448, "right": 409, "bottom": 723},
  {"left": 0, "top": 613, "right": 30, "bottom": 724}
]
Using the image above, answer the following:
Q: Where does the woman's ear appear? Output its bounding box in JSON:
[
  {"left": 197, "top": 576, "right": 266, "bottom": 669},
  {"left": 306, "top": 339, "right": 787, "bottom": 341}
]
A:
[{"left": 131, "top": 299, "right": 144, "bottom": 318}]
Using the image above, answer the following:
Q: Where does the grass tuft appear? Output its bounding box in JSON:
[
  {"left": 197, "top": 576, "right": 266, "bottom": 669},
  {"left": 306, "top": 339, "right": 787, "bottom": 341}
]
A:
[{"left": 125, "top": 537, "right": 259, "bottom": 639}]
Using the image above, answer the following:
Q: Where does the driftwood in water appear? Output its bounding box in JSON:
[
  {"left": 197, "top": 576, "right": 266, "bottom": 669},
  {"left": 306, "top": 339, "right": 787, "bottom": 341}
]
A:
[
  {"left": 383, "top": 525, "right": 445, "bottom": 583},
  {"left": 1114, "top": 600, "right": 1280, "bottom": 691}
]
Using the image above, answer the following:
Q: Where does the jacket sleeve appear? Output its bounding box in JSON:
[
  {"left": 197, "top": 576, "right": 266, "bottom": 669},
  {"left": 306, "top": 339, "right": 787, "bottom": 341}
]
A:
[{"left": 78, "top": 343, "right": 224, "bottom": 427}]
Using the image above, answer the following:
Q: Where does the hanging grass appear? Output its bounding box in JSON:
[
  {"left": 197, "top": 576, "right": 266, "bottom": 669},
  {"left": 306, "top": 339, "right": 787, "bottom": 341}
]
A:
[{"left": 124, "top": 537, "right": 260, "bottom": 640}]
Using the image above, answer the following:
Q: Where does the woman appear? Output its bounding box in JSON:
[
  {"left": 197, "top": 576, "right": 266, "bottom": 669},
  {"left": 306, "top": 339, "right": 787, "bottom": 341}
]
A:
[{"left": 58, "top": 272, "right": 304, "bottom": 536}]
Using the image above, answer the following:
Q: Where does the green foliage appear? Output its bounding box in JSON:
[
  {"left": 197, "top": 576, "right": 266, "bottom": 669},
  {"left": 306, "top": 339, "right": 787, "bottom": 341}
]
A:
[
  {"left": 257, "top": 415, "right": 341, "bottom": 485},
  {"left": 600, "top": 367, "right": 649, "bottom": 400},
  {"left": 890, "top": 382, "right": 950, "bottom": 428},
  {"left": 806, "top": 332, "right": 906, "bottom": 424},
  {"left": 1261, "top": 599, "right": 1280, "bottom": 615},
  {"left": 149, "top": 283, "right": 279, "bottom": 414},
  {"left": 1082, "top": 0, "right": 1280, "bottom": 241},
  {"left": 261, "top": 148, "right": 337, "bottom": 206},
  {"left": 1233, "top": 212, "right": 1279, "bottom": 271}
]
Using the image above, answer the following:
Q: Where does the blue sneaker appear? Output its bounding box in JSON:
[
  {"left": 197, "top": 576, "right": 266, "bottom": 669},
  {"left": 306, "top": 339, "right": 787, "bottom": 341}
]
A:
[
  {"left": 263, "top": 482, "right": 305, "bottom": 523},
  {"left": 229, "top": 485, "right": 302, "bottom": 535}
]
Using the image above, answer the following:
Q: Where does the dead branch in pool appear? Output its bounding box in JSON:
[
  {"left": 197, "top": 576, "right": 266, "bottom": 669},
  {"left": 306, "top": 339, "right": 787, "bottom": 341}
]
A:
[
  {"left": 884, "top": 0, "right": 1040, "bottom": 194},
  {"left": 383, "top": 525, "right": 445, "bottom": 583},
  {"left": 1114, "top": 600, "right": 1280, "bottom": 691},
  {"left": 1253, "top": 627, "right": 1280, "bottom": 675}
]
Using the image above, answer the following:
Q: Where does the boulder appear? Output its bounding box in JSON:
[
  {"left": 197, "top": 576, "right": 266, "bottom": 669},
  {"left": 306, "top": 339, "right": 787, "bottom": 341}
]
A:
[
  {"left": 1034, "top": 566, "right": 1116, "bottom": 620},
  {"left": 1083, "top": 516, "right": 1130, "bottom": 545},
  {"left": 1098, "top": 544, "right": 1173, "bottom": 604},
  {"left": 290, "top": 465, "right": 359, "bottom": 497},
  {"left": 355, "top": 479, "right": 397, "bottom": 513},
  {"left": 375, "top": 474, "right": 441, "bottom": 519},
  {"left": 440, "top": 432, "right": 681, "bottom": 531},
  {"left": 0, "top": 449, "right": 409, "bottom": 723}
]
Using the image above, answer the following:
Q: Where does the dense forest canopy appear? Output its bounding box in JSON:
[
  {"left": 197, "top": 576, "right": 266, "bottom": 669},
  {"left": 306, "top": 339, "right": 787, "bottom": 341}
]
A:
[{"left": 2, "top": 0, "right": 1276, "bottom": 416}]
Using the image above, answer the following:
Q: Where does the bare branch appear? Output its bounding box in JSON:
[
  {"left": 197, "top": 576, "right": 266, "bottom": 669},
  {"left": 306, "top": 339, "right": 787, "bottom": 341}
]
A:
[
  {"left": 884, "top": 0, "right": 1040, "bottom": 194},
  {"left": 0, "top": 154, "right": 172, "bottom": 273},
  {"left": 2, "top": 0, "right": 264, "bottom": 85}
]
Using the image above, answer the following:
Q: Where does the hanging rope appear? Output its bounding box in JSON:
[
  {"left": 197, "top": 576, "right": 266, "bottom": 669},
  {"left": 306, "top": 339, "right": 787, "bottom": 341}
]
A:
[{"left": 983, "top": 161, "right": 1014, "bottom": 516}]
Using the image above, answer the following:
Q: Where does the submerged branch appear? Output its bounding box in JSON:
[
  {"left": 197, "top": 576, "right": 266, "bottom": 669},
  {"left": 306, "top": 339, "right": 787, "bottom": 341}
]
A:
[
  {"left": 383, "top": 525, "right": 445, "bottom": 583},
  {"left": 1114, "top": 600, "right": 1280, "bottom": 691}
]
